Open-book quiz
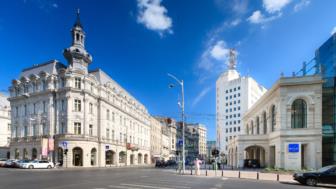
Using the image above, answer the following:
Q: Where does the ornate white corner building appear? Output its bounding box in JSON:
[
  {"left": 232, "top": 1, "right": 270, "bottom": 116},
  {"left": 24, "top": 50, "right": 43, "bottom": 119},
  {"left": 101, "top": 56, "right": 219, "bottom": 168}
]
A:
[{"left": 8, "top": 11, "right": 151, "bottom": 167}]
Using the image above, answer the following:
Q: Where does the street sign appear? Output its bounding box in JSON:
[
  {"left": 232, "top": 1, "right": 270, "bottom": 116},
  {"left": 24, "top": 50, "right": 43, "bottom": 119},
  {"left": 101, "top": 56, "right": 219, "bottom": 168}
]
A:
[
  {"left": 61, "top": 141, "right": 68, "bottom": 149},
  {"left": 288, "top": 143, "right": 299, "bottom": 153},
  {"left": 178, "top": 140, "right": 183, "bottom": 146}
]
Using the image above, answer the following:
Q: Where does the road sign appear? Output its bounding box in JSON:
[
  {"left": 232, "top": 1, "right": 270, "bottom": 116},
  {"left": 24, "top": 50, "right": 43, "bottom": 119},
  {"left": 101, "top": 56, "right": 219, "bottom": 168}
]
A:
[
  {"left": 178, "top": 140, "right": 183, "bottom": 146},
  {"left": 288, "top": 143, "right": 299, "bottom": 153},
  {"left": 61, "top": 141, "right": 68, "bottom": 149}
]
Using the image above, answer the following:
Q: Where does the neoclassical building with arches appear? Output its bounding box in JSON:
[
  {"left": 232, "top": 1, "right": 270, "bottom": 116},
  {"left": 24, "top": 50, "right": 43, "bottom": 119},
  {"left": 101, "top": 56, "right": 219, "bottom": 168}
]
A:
[
  {"left": 8, "top": 12, "right": 151, "bottom": 167},
  {"left": 227, "top": 75, "right": 323, "bottom": 170}
]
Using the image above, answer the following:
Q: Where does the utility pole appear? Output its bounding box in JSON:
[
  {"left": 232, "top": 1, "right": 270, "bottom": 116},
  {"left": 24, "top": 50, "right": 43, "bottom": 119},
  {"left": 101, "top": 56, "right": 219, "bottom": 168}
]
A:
[{"left": 168, "top": 73, "right": 186, "bottom": 174}]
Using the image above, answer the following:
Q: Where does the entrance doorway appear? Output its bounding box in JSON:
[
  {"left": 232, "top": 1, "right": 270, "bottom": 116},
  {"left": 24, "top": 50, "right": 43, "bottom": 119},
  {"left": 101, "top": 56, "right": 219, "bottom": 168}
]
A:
[{"left": 73, "top": 147, "right": 83, "bottom": 166}]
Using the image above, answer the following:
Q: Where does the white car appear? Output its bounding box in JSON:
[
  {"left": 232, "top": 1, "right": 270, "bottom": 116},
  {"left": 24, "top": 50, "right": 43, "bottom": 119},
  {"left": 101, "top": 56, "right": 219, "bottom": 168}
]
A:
[{"left": 21, "top": 160, "right": 54, "bottom": 169}]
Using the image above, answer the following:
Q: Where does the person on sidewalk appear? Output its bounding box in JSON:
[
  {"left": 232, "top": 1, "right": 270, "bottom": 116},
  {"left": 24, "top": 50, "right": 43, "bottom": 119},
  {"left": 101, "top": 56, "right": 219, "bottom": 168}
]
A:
[{"left": 194, "top": 158, "right": 202, "bottom": 176}]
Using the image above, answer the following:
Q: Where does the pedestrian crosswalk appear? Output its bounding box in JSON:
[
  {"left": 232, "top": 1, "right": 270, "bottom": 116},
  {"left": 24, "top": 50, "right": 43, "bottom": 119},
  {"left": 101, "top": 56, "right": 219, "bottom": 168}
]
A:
[{"left": 94, "top": 179, "right": 196, "bottom": 189}]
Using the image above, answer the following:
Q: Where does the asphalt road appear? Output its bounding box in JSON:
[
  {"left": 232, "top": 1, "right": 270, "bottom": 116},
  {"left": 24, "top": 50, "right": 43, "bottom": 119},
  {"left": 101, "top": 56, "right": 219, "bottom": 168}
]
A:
[{"left": 0, "top": 167, "right": 332, "bottom": 189}]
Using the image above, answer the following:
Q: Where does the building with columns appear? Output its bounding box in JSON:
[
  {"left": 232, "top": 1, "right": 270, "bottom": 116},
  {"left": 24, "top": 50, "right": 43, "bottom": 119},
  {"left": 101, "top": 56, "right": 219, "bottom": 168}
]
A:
[
  {"left": 227, "top": 74, "right": 323, "bottom": 170},
  {"left": 0, "top": 93, "right": 10, "bottom": 158},
  {"left": 8, "top": 11, "right": 151, "bottom": 167}
]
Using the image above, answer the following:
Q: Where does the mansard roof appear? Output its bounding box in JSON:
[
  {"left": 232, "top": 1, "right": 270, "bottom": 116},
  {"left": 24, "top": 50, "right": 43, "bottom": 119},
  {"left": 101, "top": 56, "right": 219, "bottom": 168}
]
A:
[{"left": 20, "top": 60, "right": 66, "bottom": 78}]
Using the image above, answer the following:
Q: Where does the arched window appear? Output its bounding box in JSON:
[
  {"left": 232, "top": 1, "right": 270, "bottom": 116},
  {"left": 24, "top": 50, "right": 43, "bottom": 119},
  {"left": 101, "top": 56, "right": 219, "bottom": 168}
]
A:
[
  {"left": 291, "top": 99, "right": 307, "bottom": 128},
  {"left": 263, "top": 112, "right": 267, "bottom": 134},
  {"left": 91, "top": 148, "right": 97, "bottom": 166},
  {"left": 76, "top": 33, "right": 80, "bottom": 41},
  {"left": 32, "top": 148, "right": 37, "bottom": 160},
  {"left": 251, "top": 121, "right": 254, "bottom": 135},
  {"left": 271, "top": 105, "right": 276, "bottom": 132},
  {"left": 256, "top": 117, "right": 260, "bottom": 135}
]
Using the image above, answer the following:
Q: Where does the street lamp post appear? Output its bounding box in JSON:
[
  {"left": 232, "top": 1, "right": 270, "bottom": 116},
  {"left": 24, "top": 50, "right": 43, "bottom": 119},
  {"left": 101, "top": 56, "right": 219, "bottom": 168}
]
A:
[{"left": 167, "top": 73, "right": 185, "bottom": 174}]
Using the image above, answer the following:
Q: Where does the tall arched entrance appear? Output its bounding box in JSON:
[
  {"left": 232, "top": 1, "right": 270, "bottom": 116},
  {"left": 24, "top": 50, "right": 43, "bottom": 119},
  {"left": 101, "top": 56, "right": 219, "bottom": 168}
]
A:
[
  {"left": 91, "top": 148, "right": 97, "bottom": 166},
  {"left": 32, "top": 148, "right": 38, "bottom": 160},
  {"left": 72, "top": 147, "right": 83, "bottom": 166},
  {"left": 105, "top": 150, "right": 115, "bottom": 165},
  {"left": 144, "top": 154, "right": 148, "bottom": 164},
  {"left": 138, "top": 153, "right": 143, "bottom": 164},
  {"left": 130, "top": 154, "right": 135, "bottom": 165},
  {"left": 244, "top": 145, "right": 266, "bottom": 168}
]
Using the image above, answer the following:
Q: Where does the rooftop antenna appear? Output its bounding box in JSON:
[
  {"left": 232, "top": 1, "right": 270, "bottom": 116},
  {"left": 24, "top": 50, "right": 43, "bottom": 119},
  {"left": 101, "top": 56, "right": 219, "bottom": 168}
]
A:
[{"left": 228, "top": 48, "right": 237, "bottom": 70}]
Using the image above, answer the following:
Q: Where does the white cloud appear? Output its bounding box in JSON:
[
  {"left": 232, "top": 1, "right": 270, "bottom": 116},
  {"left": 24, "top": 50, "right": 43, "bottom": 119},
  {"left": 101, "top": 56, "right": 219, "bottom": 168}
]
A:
[
  {"left": 331, "top": 26, "right": 336, "bottom": 35},
  {"left": 247, "top": 10, "right": 282, "bottom": 24},
  {"left": 210, "top": 40, "right": 230, "bottom": 61},
  {"left": 294, "top": 0, "right": 310, "bottom": 12},
  {"left": 137, "top": 0, "right": 173, "bottom": 35},
  {"left": 247, "top": 10, "right": 264, "bottom": 24},
  {"left": 192, "top": 87, "right": 212, "bottom": 107},
  {"left": 263, "top": 0, "right": 291, "bottom": 13},
  {"left": 230, "top": 18, "right": 241, "bottom": 26},
  {"left": 52, "top": 3, "right": 58, "bottom": 8}
]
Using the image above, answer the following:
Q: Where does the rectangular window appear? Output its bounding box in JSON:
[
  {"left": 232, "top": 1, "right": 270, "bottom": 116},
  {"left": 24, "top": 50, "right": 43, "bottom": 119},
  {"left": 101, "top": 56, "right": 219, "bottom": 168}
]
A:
[
  {"left": 89, "top": 103, "right": 93, "bottom": 114},
  {"left": 16, "top": 106, "right": 18, "bottom": 117},
  {"left": 61, "top": 100, "right": 65, "bottom": 111},
  {"left": 106, "top": 109, "right": 110, "bottom": 120},
  {"left": 112, "top": 130, "right": 115, "bottom": 140},
  {"left": 60, "top": 122, "right": 66, "bottom": 134},
  {"left": 74, "top": 99, "right": 81, "bottom": 112},
  {"left": 33, "top": 103, "right": 37, "bottom": 114},
  {"left": 42, "top": 123, "right": 48, "bottom": 135},
  {"left": 32, "top": 124, "right": 37, "bottom": 136},
  {"left": 42, "top": 80, "right": 47, "bottom": 91},
  {"left": 74, "top": 122, "right": 81, "bottom": 135},
  {"left": 24, "top": 126, "right": 28, "bottom": 137},
  {"left": 89, "top": 125, "right": 93, "bottom": 136},
  {"left": 112, "top": 112, "right": 115, "bottom": 122},
  {"left": 24, "top": 104, "right": 27, "bottom": 116},
  {"left": 106, "top": 128, "right": 110, "bottom": 139},
  {"left": 75, "top": 77, "right": 81, "bottom": 89},
  {"left": 61, "top": 78, "right": 65, "bottom": 88},
  {"left": 43, "top": 101, "right": 47, "bottom": 113}
]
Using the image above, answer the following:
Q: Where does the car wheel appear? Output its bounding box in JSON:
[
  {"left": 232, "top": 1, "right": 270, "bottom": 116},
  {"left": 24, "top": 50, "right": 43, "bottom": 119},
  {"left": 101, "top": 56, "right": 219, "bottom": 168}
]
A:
[
  {"left": 47, "top": 165, "right": 52, "bottom": 169},
  {"left": 29, "top": 165, "right": 33, "bottom": 169},
  {"left": 306, "top": 178, "right": 317, "bottom": 186}
]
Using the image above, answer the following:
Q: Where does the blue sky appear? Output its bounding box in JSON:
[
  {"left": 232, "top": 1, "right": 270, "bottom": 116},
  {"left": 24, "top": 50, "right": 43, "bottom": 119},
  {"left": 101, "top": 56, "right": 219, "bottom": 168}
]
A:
[{"left": 0, "top": 0, "right": 336, "bottom": 140}]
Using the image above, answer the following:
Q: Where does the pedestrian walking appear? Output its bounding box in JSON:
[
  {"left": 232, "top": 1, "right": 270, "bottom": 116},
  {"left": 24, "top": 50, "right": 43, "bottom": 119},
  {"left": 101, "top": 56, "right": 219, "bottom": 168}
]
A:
[{"left": 194, "top": 158, "right": 202, "bottom": 176}]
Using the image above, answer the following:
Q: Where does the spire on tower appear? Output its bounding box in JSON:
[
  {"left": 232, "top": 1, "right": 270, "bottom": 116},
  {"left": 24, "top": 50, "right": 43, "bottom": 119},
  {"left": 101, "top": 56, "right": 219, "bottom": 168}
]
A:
[
  {"left": 74, "top": 8, "right": 82, "bottom": 28},
  {"left": 228, "top": 48, "right": 237, "bottom": 70}
]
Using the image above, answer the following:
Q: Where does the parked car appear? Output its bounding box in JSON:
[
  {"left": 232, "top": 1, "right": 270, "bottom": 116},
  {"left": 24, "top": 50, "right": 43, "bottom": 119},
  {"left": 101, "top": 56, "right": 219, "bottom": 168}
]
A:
[
  {"left": 0, "top": 159, "right": 7, "bottom": 167},
  {"left": 15, "top": 160, "right": 32, "bottom": 168},
  {"left": 243, "top": 159, "right": 260, "bottom": 168},
  {"left": 21, "top": 160, "right": 54, "bottom": 169},
  {"left": 293, "top": 165, "right": 336, "bottom": 186},
  {"left": 3, "top": 159, "right": 18, "bottom": 168},
  {"left": 155, "top": 160, "right": 166, "bottom": 168},
  {"left": 166, "top": 160, "right": 177, "bottom": 167}
]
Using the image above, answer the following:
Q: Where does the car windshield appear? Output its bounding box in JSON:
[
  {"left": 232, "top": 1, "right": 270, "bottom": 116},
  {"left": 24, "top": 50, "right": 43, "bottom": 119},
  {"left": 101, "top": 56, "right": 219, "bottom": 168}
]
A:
[{"left": 317, "top": 165, "right": 335, "bottom": 172}]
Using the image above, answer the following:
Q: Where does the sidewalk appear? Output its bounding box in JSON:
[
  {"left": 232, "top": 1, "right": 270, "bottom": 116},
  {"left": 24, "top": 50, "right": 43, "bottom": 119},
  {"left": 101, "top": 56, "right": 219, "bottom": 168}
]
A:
[{"left": 176, "top": 169, "right": 296, "bottom": 183}]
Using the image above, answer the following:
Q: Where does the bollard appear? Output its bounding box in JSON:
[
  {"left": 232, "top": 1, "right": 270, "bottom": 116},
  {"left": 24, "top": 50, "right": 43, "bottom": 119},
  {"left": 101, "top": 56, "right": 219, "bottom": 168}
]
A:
[
  {"left": 277, "top": 174, "right": 279, "bottom": 181},
  {"left": 257, "top": 172, "right": 259, "bottom": 180},
  {"left": 222, "top": 169, "right": 224, "bottom": 177},
  {"left": 238, "top": 171, "right": 241, "bottom": 178}
]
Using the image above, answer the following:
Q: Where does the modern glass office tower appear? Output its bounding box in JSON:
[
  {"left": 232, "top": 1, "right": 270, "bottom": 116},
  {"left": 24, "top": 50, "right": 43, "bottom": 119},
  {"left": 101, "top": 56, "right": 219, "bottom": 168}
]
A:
[{"left": 315, "top": 33, "right": 336, "bottom": 166}]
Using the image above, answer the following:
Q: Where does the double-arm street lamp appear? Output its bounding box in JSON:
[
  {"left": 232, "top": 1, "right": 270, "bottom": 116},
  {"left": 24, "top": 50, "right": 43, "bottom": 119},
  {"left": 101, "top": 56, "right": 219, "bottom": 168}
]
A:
[{"left": 167, "top": 73, "right": 185, "bottom": 174}]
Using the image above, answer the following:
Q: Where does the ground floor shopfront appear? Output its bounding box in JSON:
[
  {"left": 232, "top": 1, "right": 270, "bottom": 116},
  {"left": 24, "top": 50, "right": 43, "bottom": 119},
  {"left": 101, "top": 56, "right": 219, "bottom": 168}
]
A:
[{"left": 9, "top": 135, "right": 151, "bottom": 168}]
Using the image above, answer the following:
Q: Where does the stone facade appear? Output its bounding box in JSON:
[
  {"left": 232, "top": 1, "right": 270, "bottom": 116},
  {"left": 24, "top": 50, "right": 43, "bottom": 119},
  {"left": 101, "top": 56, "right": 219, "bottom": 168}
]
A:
[
  {"left": 155, "top": 117, "right": 177, "bottom": 160},
  {"left": 8, "top": 12, "right": 150, "bottom": 167},
  {"left": 150, "top": 117, "right": 162, "bottom": 162},
  {"left": 227, "top": 75, "right": 323, "bottom": 170},
  {"left": 0, "top": 93, "right": 10, "bottom": 158}
]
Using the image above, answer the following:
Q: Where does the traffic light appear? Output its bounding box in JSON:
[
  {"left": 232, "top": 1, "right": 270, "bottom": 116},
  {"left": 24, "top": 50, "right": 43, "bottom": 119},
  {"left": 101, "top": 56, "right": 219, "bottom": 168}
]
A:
[
  {"left": 64, "top": 149, "right": 68, "bottom": 155},
  {"left": 212, "top": 149, "right": 219, "bottom": 156}
]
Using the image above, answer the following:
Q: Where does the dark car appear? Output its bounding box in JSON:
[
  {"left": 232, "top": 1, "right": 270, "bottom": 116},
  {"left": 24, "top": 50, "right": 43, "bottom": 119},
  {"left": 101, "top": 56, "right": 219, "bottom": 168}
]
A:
[
  {"left": 243, "top": 159, "right": 260, "bottom": 168},
  {"left": 155, "top": 160, "right": 166, "bottom": 168},
  {"left": 293, "top": 165, "right": 336, "bottom": 186},
  {"left": 166, "top": 160, "right": 177, "bottom": 167}
]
